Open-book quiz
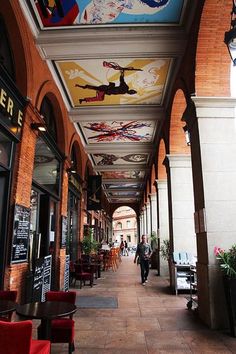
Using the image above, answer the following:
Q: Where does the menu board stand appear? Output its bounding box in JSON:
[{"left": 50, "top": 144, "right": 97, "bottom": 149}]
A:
[{"left": 32, "top": 255, "right": 52, "bottom": 302}]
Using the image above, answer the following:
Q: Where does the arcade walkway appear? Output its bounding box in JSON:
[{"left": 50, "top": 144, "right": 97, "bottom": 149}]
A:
[{"left": 51, "top": 257, "right": 236, "bottom": 353}]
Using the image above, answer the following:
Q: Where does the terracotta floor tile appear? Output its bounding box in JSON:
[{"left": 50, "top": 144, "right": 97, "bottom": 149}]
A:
[{"left": 34, "top": 256, "right": 236, "bottom": 353}]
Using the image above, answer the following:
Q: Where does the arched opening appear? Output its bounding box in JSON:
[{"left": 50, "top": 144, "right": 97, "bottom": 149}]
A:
[{"left": 112, "top": 206, "right": 137, "bottom": 251}]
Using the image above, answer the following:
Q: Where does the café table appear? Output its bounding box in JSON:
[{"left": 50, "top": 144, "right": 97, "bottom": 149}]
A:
[
  {"left": 0, "top": 300, "right": 17, "bottom": 317},
  {"left": 16, "top": 301, "right": 77, "bottom": 340}
]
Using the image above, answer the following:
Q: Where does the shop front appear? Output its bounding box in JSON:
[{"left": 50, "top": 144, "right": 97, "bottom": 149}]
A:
[{"left": 0, "top": 65, "right": 26, "bottom": 287}]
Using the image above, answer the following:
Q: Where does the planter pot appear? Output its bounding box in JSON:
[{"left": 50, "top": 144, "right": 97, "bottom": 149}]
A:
[{"left": 223, "top": 276, "right": 236, "bottom": 337}]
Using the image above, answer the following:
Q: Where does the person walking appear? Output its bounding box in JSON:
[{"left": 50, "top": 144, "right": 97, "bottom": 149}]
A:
[
  {"left": 124, "top": 240, "right": 129, "bottom": 256},
  {"left": 134, "top": 235, "right": 152, "bottom": 285},
  {"left": 120, "top": 240, "right": 125, "bottom": 256}
]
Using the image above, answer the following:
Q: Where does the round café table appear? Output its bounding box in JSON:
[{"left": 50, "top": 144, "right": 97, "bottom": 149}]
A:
[
  {"left": 16, "top": 301, "right": 77, "bottom": 340},
  {"left": 0, "top": 300, "right": 17, "bottom": 317}
]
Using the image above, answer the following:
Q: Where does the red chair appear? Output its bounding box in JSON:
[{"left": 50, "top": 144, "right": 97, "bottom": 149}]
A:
[
  {"left": 0, "top": 320, "right": 50, "bottom": 354},
  {"left": 74, "top": 263, "right": 93, "bottom": 289},
  {"left": 0, "top": 290, "right": 17, "bottom": 321},
  {"left": 38, "top": 291, "right": 76, "bottom": 354}
]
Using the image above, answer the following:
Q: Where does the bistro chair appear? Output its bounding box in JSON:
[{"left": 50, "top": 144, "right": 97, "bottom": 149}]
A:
[
  {"left": 74, "top": 263, "right": 94, "bottom": 289},
  {"left": 0, "top": 319, "right": 50, "bottom": 354},
  {"left": 38, "top": 291, "right": 76, "bottom": 354},
  {"left": 0, "top": 290, "right": 17, "bottom": 321}
]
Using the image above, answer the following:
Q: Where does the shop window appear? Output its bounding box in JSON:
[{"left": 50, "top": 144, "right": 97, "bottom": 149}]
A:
[
  {"left": 0, "top": 131, "right": 13, "bottom": 168},
  {"left": 127, "top": 235, "right": 131, "bottom": 243},
  {"left": 33, "top": 137, "right": 60, "bottom": 197},
  {"left": 0, "top": 16, "right": 15, "bottom": 79},
  {"left": 40, "top": 96, "right": 57, "bottom": 142}
]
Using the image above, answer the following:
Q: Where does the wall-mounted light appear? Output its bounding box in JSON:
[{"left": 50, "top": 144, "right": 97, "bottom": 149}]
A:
[
  {"left": 224, "top": 0, "right": 236, "bottom": 65},
  {"left": 31, "top": 123, "right": 47, "bottom": 132},
  {"left": 183, "top": 125, "right": 191, "bottom": 146},
  {"left": 67, "top": 166, "right": 77, "bottom": 174}
]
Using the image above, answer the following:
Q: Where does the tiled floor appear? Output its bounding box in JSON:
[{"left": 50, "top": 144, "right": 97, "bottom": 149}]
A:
[{"left": 49, "top": 256, "right": 236, "bottom": 353}]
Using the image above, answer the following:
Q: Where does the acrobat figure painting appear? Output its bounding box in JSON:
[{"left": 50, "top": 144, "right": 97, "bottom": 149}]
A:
[
  {"left": 75, "top": 62, "right": 139, "bottom": 104},
  {"left": 56, "top": 57, "right": 170, "bottom": 106}
]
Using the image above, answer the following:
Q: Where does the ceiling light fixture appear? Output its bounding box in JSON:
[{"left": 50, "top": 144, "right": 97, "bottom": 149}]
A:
[
  {"left": 224, "top": 0, "right": 236, "bottom": 65},
  {"left": 31, "top": 123, "right": 47, "bottom": 132}
]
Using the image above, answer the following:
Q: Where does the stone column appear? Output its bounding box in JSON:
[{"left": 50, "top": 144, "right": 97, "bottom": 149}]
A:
[
  {"left": 193, "top": 97, "right": 236, "bottom": 329},
  {"left": 150, "top": 193, "right": 158, "bottom": 235},
  {"left": 143, "top": 205, "right": 147, "bottom": 235},
  {"left": 156, "top": 179, "right": 169, "bottom": 276},
  {"left": 139, "top": 212, "right": 143, "bottom": 237},
  {"left": 166, "top": 154, "right": 196, "bottom": 254},
  {"left": 146, "top": 202, "right": 151, "bottom": 238}
]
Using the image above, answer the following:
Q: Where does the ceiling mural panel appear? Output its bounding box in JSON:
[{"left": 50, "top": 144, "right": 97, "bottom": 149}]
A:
[
  {"left": 80, "top": 120, "right": 155, "bottom": 144},
  {"left": 104, "top": 183, "right": 143, "bottom": 189},
  {"left": 101, "top": 170, "right": 145, "bottom": 179},
  {"left": 55, "top": 58, "right": 171, "bottom": 107},
  {"left": 93, "top": 153, "right": 149, "bottom": 165},
  {"left": 108, "top": 191, "right": 140, "bottom": 196},
  {"left": 31, "top": 0, "right": 184, "bottom": 27}
]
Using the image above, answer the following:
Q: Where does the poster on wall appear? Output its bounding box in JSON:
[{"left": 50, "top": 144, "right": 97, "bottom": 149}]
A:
[{"left": 11, "top": 204, "right": 30, "bottom": 263}]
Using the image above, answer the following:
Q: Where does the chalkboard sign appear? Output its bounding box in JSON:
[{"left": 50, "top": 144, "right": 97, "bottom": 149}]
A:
[
  {"left": 11, "top": 204, "right": 30, "bottom": 263},
  {"left": 64, "top": 255, "right": 70, "bottom": 291},
  {"left": 61, "top": 216, "right": 68, "bottom": 248},
  {"left": 42, "top": 255, "right": 52, "bottom": 302},
  {"left": 32, "top": 257, "right": 44, "bottom": 302}
]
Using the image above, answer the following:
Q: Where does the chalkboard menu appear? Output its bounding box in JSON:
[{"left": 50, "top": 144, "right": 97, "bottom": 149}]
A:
[
  {"left": 11, "top": 204, "right": 30, "bottom": 263},
  {"left": 42, "top": 255, "right": 52, "bottom": 302},
  {"left": 32, "top": 257, "right": 44, "bottom": 302},
  {"left": 32, "top": 255, "right": 52, "bottom": 302},
  {"left": 61, "top": 216, "right": 68, "bottom": 248},
  {"left": 64, "top": 255, "right": 70, "bottom": 291}
]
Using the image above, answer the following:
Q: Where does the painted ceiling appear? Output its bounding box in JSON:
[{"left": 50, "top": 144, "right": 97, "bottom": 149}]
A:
[
  {"left": 21, "top": 0, "right": 196, "bottom": 206},
  {"left": 30, "top": 0, "right": 184, "bottom": 27}
]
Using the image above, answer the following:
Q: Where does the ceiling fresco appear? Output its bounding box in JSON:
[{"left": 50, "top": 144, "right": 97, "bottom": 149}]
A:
[
  {"left": 55, "top": 58, "right": 171, "bottom": 107},
  {"left": 104, "top": 183, "right": 143, "bottom": 189},
  {"left": 31, "top": 0, "right": 184, "bottom": 27},
  {"left": 93, "top": 153, "right": 149, "bottom": 166},
  {"left": 101, "top": 170, "right": 145, "bottom": 180},
  {"left": 80, "top": 120, "right": 155, "bottom": 144},
  {"left": 21, "top": 0, "right": 196, "bottom": 206}
]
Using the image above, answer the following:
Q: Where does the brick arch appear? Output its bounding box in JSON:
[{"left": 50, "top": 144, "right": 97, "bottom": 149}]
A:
[
  {"left": 35, "top": 81, "right": 68, "bottom": 155},
  {"left": 150, "top": 164, "right": 156, "bottom": 194},
  {"left": 112, "top": 206, "right": 137, "bottom": 218},
  {"left": 195, "top": 0, "right": 231, "bottom": 96},
  {"left": 0, "top": 2, "right": 29, "bottom": 95},
  {"left": 110, "top": 203, "right": 139, "bottom": 216},
  {"left": 157, "top": 139, "right": 167, "bottom": 180},
  {"left": 69, "top": 137, "right": 85, "bottom": 178},
  {"left": 169, "top": 89, "right": 189, "bottom": 155}
]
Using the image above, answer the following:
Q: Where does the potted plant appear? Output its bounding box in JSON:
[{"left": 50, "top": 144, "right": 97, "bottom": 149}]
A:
[
  {"left": 81, "top": 227, "right": 99, "bottom": 261},
  {"left": 214, "top": 245, "right": 236, "bottom": 336}
]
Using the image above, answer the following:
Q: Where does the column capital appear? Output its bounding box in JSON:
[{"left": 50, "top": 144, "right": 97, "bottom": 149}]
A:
[
  {"left": 156, "top": 179, "right": 167, "bottom": 190},
  {"left": 166, "top": 154, "right": 191, "bottom": 168}
]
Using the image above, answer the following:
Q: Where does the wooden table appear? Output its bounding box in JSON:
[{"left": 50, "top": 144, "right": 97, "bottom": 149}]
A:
[
  {"left": 16, "top": 301, "right": 77, "bottom": 339},
  {"left": 0, "top": 300, "right": 16, "bottom": 316}
]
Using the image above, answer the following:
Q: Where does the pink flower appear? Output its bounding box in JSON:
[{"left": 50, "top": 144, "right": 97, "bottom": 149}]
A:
[{"left": 214, "top": 246, "right": 224, "bottom": 256}]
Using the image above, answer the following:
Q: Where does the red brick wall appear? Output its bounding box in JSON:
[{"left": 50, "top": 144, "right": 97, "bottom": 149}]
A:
[{"left": 196, "top": 0, "right": 231, "bottom": 96}]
